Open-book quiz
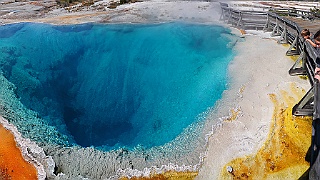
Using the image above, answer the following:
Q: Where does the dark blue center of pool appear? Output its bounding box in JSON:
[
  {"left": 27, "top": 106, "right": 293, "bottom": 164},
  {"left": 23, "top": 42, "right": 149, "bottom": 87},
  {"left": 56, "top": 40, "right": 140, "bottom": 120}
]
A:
[{"left": 0, "top": 23, "right": 234, "bottom": 150}]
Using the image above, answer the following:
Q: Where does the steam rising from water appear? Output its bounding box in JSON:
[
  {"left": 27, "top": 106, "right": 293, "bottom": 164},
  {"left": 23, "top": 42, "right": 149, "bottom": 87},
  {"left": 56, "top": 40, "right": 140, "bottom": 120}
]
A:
[{"left": 0, "top": 22, "right": 237, "bottom": 178}]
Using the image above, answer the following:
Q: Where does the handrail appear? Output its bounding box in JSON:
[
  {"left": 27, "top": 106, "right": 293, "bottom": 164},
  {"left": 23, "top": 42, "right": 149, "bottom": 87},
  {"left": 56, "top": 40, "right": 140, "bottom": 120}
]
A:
[
  {"left": 268, "top": 12, "right": 301, "bottom": 32},
  {"left": 222, "top": 5, "right": 319, "bottom": 20},
  {"left": 269, "top": 7, "right": 318, "bottom": 20}
]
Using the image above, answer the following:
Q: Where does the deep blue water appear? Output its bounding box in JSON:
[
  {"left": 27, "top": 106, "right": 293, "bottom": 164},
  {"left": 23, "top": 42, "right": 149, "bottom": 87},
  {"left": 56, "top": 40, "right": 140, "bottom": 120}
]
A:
[{"left": 0, "top": 22, "right": 234, "bottom": 150}]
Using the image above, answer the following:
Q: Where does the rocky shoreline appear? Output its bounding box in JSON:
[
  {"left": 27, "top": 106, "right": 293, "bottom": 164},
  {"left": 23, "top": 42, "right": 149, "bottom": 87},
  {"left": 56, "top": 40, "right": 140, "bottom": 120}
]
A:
[{"left": 1, "top": 0, "right": 220, "bottom": 25}]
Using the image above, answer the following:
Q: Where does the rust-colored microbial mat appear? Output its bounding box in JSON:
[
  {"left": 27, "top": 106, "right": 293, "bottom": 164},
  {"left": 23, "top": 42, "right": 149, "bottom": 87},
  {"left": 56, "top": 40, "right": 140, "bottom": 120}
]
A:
[
  {"left": 220, "top": 83, "right": 312, "bottom": 179},
  {"left": 0, "top": 124, "right": 38, "bottom": 180},
  {"left": 120, "top": 171, "right": 198, "bottom": 180}
]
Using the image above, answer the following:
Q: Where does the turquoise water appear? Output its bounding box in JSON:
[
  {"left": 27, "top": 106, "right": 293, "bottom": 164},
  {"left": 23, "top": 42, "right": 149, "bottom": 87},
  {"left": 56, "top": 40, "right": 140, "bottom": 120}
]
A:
[{"left": 0, "top": 22, "right": 235, "bottom": 151}]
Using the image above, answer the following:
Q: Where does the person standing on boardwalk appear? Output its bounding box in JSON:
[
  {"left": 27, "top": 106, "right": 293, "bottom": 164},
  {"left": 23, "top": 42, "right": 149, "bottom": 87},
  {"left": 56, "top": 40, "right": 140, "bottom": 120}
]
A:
[
  {"left": 301, "top": 29, "right": 320, "bottom": 48},
  {"left": 301, "top": 29, "right": 320, "bottom": 80}
]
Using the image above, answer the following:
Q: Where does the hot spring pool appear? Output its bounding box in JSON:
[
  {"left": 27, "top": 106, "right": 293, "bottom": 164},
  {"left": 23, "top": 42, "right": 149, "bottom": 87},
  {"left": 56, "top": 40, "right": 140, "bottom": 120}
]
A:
[{"left": 0, "top": 22, "right": 237, "bottom": 178}]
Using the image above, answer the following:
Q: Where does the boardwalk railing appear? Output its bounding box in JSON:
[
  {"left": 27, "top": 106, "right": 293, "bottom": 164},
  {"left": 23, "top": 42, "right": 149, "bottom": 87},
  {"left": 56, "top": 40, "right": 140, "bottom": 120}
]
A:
[
  {"left": 269, "top": 8, "right": 318, "bottom": 20},
  {"left": 220, "top": 3, "right": 320, "bottom": 173}
]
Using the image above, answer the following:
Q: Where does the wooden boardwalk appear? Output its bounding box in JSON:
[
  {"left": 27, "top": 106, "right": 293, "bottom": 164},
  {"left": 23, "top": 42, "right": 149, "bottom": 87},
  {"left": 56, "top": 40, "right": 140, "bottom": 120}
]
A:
[{"left": 285, "top": 16, "right": 320, "bottom": 34}]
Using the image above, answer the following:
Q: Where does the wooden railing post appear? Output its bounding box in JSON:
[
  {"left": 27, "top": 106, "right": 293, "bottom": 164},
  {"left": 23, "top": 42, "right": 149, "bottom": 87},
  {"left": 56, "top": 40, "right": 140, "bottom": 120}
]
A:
[
  {"left": 271, "top": 18, "right": 281, "bottom": 36},
  {"left": 236, "top": 11, "right": 242, "bottom": 28},
  {"left": 219, "top": 8, "right": 224, "bottom": 21},
  {"left": 278, "top": 22, "right": 288, "bottom": 44},
  {"left": 263, "top": 14, "right": 271, "bottom": 32},
  {"left": 286, "top": 34, "right": 300, "bottom": 56},
  {"left": 289, "top": 51, "right": 307, "bottom": 76},
  {"left": 227, "top": 9, "right": 232, "bottom": 24}
]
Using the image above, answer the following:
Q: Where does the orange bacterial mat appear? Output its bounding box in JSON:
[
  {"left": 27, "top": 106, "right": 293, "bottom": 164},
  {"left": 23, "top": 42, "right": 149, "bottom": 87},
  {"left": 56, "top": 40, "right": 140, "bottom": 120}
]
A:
[{"left": 0, "top": 123, "right": 38, "bottom": 179}]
